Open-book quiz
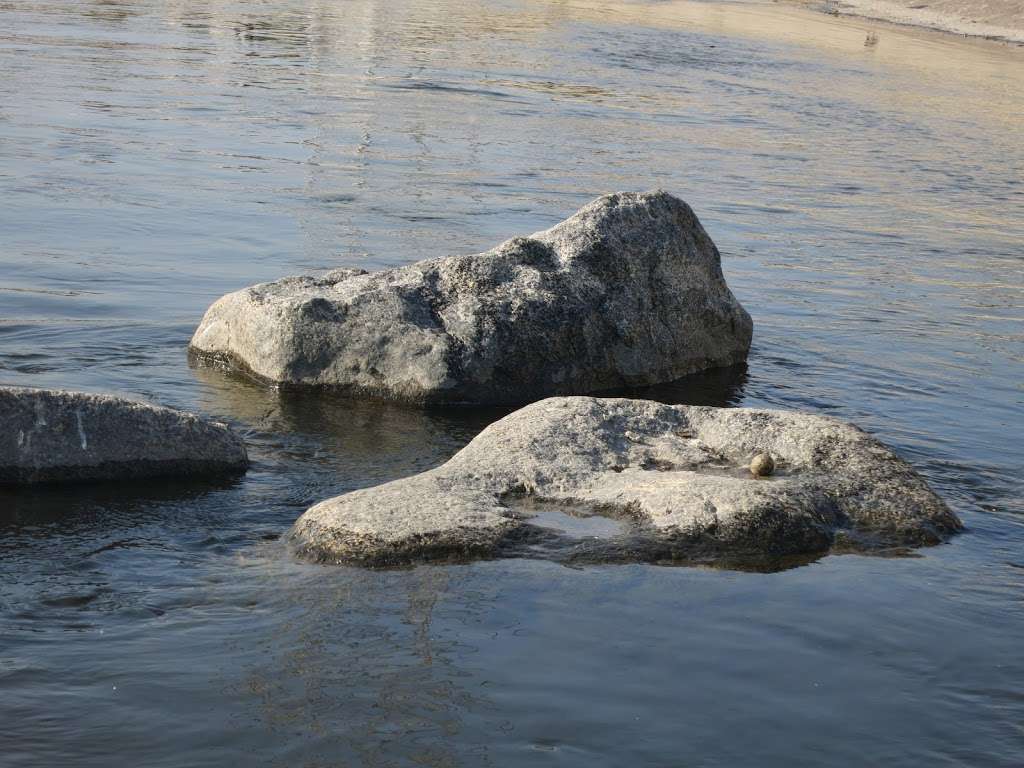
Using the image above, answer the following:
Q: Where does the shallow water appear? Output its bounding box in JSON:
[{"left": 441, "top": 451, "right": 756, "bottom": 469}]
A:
[{"left": 1, "top": 0, "right": 1023, "bottom": 765}]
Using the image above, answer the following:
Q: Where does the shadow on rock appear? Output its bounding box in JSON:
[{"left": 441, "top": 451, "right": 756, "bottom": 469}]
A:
[{"left": 497, "top": 497, "right": 932, "bottom": 573}]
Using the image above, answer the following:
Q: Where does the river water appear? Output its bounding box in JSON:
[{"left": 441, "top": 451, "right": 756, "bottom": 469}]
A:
[{"left": 1, "top": 0, "right": 1022, "bottom": 765}]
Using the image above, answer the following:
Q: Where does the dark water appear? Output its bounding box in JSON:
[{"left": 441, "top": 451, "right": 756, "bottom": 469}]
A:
[{"left": 2, "top": 0, "right": 1023, "bottom": 764}]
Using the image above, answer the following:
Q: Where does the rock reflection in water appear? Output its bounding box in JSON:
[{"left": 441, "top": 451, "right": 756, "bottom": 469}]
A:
[{"left": 230, "top": 558, "right": 501, "bottom": 766}]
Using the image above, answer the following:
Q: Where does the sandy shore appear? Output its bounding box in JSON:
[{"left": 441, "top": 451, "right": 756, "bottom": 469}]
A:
[{"left": 822, "top": 0, "right": 1024, "bottom": 43}]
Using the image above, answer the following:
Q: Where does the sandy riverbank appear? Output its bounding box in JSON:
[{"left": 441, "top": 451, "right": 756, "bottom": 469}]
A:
[{"left": 820, "top": 0, "right": 1024, "bottom": 43}]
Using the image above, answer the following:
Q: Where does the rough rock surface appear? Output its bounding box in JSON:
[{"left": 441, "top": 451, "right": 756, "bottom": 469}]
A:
[
  {"left": 290, "top": 397, "right": 961, "bottom": 566},
  {"left": 0, "top": 386, "right": 248, "bottom": 484},
  {"left": 189, "top": 191, "right": 752, "bottom": 405}
]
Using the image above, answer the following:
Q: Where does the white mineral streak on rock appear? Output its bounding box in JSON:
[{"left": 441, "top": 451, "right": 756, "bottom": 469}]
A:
[{"left": 0, "top": 387, "right": 248, "bottom": 484}]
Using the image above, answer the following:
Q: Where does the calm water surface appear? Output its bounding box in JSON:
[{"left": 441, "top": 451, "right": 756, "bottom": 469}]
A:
[{"left": 1, "top": 0, "right": 1023, "bottom": 765}]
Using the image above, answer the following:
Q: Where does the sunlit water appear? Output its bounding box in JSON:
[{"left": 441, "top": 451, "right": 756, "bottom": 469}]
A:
[{"left": 1, "top": 0, "right": 1023, "bottom": 765}]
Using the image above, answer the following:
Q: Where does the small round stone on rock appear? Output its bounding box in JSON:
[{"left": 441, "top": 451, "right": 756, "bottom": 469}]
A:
[{"left": 750, "top": 452, "right": 775, "bottom": 477}]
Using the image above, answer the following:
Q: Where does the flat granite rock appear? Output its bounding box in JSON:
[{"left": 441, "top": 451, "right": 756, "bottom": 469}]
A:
[
  {"left": 290, "top": 397, "right": 961, "bottom": 566},
  {"left": 189, "top": 191, "right": 752, "bottom": 405},
  {"left": 0, "top": 386, "right": 248, "bottom": 484}
]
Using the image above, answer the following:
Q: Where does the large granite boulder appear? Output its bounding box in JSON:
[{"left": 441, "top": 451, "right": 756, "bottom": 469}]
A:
[
  {"left": 290, "top": 397, "right": 961, "bottom": 566},
  {"left": 0, "top": 386, "right": 248, "bottom": 484},
  {"left": 189, "top": 191, "right": 752, "bottom": 405}
]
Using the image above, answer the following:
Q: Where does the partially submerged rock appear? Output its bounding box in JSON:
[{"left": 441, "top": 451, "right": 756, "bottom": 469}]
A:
[
  {"left": 189, "top": 191, "right": 752, "bottom": 405},
  {"left": 0, "top": 386, "right": 248, "bottom": 484},
  {"left": 290, "top": 397, "right": 961, "bottom": 566}
]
